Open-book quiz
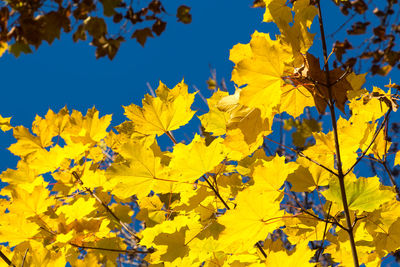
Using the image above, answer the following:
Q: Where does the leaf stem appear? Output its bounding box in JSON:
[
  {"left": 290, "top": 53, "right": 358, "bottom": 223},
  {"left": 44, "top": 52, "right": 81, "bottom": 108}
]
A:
[
  {"left": 316, "top": 1, "right": 359, "bottom": 266},
  {"left": 165, "top": 131, "right": 178, "bottom": 144}
]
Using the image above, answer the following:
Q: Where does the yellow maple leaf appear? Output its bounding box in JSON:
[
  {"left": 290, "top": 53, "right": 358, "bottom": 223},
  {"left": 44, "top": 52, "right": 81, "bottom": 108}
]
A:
[
  {"left": 323, "top": 174, "right": 396, "bottom": 213},
  {"left": 279, "top": 84, "right": 314, "bottom": 118},
  {"left": 8, "top": 185, "right": 54, "bottom": 218},
  {"left": 106, "top": 140, "right": 171, "bottom": 199},
  {"left": 230, "top": 31, "right": 292, "bottom": 118},
  {"left": 252, "top": 156, "right": 297, "bottom": 199},
  {"left": 8, "top": 126, "right": 44, "bottom": 157},
  {"left": 218, "top": 187, "right": 284, "bottom": 253},
  {"left": 123, "top": 80, "right": 196, "bottom": 136},
  {"left": 287, "top": 157, "right": 331, "bottom": 192},
  {"left": 56, "top": 197, "right": 96, "bottom": 224},
  {"left": 216, "top": 90, "right": 272, "bottom": 160},
  {"left": 262, "top": 0, "right": 292, "bottom": 25},
  {"left": 198, "top": 90, "right": 230, "bottom": 136},
  {"left": 265, "top": 240, "right": 315, "bottom": 266},
  {"left": 169, "top": 134, "right": 225, "bottom": 182},
  {"left": 68, "top": 107, "right": 112, "bottom": 144},
  {"left": 0, "top": 213, "right": 40, "bottom": 247}
]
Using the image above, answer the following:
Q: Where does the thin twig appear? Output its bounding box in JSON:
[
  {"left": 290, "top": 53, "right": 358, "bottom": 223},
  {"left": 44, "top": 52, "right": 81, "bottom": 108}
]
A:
[
  {"left": 285, "top": 191, "right": 347, "bottom": 231},
  {"left": 264, "top": 137, "right": 338, "bottom": 177},
  {"left": 344, "top": 110, "right": 391, "bottom": 176},
  {"left": 256, "top": 242, "right": 267, "bottom": 258},
  {"left": 315, "top": 203, "right": 331, "bottom": 261},
  {"left": 72, "top": 171, "right": 140, "bottom": 242},
  {"left": 69, "top": 242, "right": 153, "bottom": 254},
  {"left": 0, "top": 249, "right": 14, "bottom": 267},
  {"left": 21, "top": 248, "right": 29, "bottom": 267},
  {"left": 381, "top": 161, "right": 400, "bottom": 199},
  {"left": 203, "top": 174, "right": 230, "bottom": 210}
]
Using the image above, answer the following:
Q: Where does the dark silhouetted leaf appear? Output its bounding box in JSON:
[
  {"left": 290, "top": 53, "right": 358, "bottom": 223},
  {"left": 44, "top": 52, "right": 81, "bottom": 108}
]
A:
[
  {"left": 347, "top": 21, "right": 370, "bottom": 35},
  {"left": 177, "top": 5, "right": 191, "bottom": 24},
  {"left": 9, "top": 41, "right": 32, "bottom": 58},
  {"left": 84, "top": 17, "right": 107, "bottom": 38},
  {"left": 131, "top": 28, "right": 153, "bottom": 47},
  {"left": 100, "top": 0, "right": 121, "bottom": 17},
  {"left": 152, "top": 19, "right": 166, "bottom": 36}
]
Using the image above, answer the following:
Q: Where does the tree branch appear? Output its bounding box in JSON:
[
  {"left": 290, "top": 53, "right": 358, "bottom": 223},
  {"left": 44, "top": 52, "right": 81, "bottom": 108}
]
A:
[{"left": 316, "top": 1, "right": 359, "bottom": 266}]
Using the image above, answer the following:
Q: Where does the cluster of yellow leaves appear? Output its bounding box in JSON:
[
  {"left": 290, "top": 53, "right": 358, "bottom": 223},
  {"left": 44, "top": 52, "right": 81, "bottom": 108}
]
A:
[{"left": 1, "top": 1, "right": 400, "bottom": 266}]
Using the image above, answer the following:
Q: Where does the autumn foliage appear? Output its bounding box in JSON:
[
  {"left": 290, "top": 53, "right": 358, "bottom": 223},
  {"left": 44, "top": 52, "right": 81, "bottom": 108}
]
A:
[{"left": 1, "top": 0, "right": 400, "bottom": 266}]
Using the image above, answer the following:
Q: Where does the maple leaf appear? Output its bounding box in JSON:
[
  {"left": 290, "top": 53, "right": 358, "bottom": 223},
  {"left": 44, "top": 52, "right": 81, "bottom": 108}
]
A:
[
  {"left": 217, "top": 89, "right": 272, "bottom": 159},
  {"left": 56, "top": 197, "right": 97, "bottom": 224},
  {"left": 169, "top": 134, "right": 225, "bottom": 182},
  {"left": 8, "top": 126, "right": 46, "bottom": 157},
  {"left": 198, "top": 90, "right": 230, "bottom": 136},
  {"left": 291, "top": 52, "right": 353, "bottom": 114},
  {"left": 230, "top": 31, "right": 292, "bottom": 118},
  {"left": 0, "top": 214, "right": 40, "bottom": 247},
  {"left": 106, "top": 140, "right": 169, "bottom": 199},
  {"left": 265, "top": 240, "right": 315, "bottom": 266},
  {"left": 287, "top": 157, "right": 331, "bottom": 192},
  {"left": 68, "top": 107, "right": 112, "bottom": 144},
  {"left": 217, "top": 187, "right": 284, "bottom": 253},
  {"left": 323, "top": 174, "right": 396, "bottom": 213},
  {"left": 123, "top": 80, "right": 196, "bottom": 136},
  {"left": 252, "top": 156, "right": 297, "bottom": 199},
  {"left": 8, "top": 185, "right": 54, "bottom": 218},
  {"left": 279, "top": 84, "right": 315, "bottom": 118}
]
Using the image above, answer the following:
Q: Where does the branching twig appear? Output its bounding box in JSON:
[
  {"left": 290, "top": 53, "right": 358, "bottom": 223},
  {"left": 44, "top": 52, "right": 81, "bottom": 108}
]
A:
[
  {"left": 264, "top": 137, "right": 338, "bottom": 177},
  {"left": 344, "top": 110, "right": 391, "bottom": 176},
  {"left": 285, "top": 191, "right": 347, "bottom": 231},
  {"left": 203, "top": 174, "right": 230, "bottom": 210},
  {"left": 72, "top": 171, "right": 140, "bottom": 242}
]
